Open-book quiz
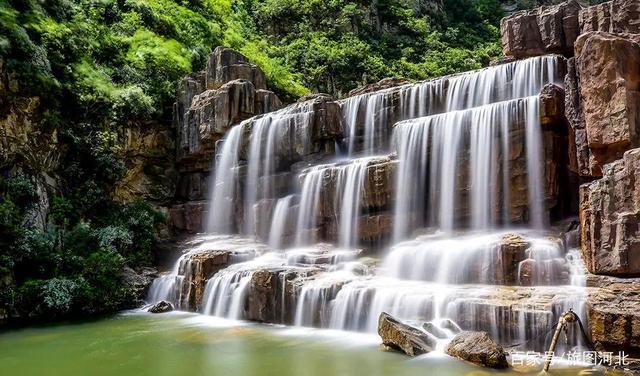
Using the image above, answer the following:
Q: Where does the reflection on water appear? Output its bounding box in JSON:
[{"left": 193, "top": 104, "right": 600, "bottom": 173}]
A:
[{"left": 0, "top": 312, "right": 605, "bottom": 376}]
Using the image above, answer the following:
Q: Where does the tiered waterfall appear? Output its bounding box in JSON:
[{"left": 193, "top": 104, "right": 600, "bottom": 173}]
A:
[{"left": 149, "top": 55, "right": 587, "bottom": 352}]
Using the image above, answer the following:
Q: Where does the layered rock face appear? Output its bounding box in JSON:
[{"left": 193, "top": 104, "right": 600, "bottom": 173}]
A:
[
  {"left": 170, "top": 47, "right": 283, "bottom": 233},
  {"left": 497, "top": 0, "right": 640, "bottom": 355},
  {"left": 580, "top": 149, "right": 640, "bottom": 276},
  {"left": 586, "top": 274, "right": 640, "bottom": 355},
  {"left": 559, "top": 0, "right": 640, "bottom": 178},
  {"left": 175, "top": 47, "right": 281, "bottom": 169},
  {"left": 500, "top": 0, "right": 581, "bottom": 58},
  {"left": 572, "top": 32, "right": 640, "bottom": 176},
  {"left": 579, "top": 0, "right": 640, "bottom": 35},
  {"left": 568, "top": 0, "right": 640, "bottom": 281}
]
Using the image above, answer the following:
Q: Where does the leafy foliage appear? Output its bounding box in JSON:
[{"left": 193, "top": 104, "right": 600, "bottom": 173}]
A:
[
  {"left": 244, "top": 0, "right": 504, "bottom": 95},
  {"left": 0, "top": 0, "right": 509, "bottom": 322},
  {"left": 0, "top": 175, "right": 163, "bottom": 319}
]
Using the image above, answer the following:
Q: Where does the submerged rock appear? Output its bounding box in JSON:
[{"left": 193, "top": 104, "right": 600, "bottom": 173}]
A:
[
  {"left": 148, "top": 301, "right": 174, "bottom": 313},
  {"left": 422, "top": 322, "right": 449, "bottom": 339},
  {"left": 378, "top": 312, "right": 436, "bottom": 356},
  {"left": 445, "top": 331, "right": 509, "bottom": 369}
]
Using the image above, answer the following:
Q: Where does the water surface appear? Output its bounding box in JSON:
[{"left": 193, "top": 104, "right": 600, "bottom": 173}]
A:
[{"left": 0, "top": 312, "right": 604, "bottom": 376}]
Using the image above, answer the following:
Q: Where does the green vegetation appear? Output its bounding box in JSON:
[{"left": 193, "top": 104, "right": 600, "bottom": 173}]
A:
[
  {"left": 242, "top": 0, "right": 504, "bottom": 95},
  {"left": 1, "top": 0, "right": 507, "bottom": 322},
  {"left": 0, "top": 175, "right": 163, "bottom": 318}
]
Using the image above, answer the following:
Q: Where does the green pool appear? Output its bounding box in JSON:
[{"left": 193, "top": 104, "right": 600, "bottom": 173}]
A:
[{"left": 0, "top": 312, "right": 606, "bottom": 376}]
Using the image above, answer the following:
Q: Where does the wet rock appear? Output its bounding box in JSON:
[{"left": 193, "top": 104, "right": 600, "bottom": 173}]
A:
[
  {"left": 495, "top": 233, "right": 530, "bottom": 285},
  {"left": 422, "top": 322, "right": 449, "bottom": 339},
  {"left": 247, "top": 269, "right": 279, "bottom": 322},
  {"left": 348, "top": 77, "right": 411, "bottom": 97},
  {"left": 378, "top": 312, "right": 436, "bottom": 356},
  {"left": 357, "top": 213, "right": 394, "bottom": 243},
  {"left": 574, "top": 32, "right": 640, "bottom": 176},
  {"left": 148, "top": 300, "right": 174, "bottom": 313},
  {"left": 246, "top": 267, "right": 320, "bottom": 324},
  {"left": 540, "top": 84, "right": 566, "bottom": 128},
  {"left": 445, "top": 331, "right": 509, "bottom": 369},
  {"left": 586, "top": 279, "right": 640, "bottom": 355},
  {"left": 500, "top": 0, "right": 581, "bottom": 58},
  {"left": 169, "top": 236, "right": 270, "bottom": 311},
  {"left": 178, "top": 250, "right": 232, "bottom": 310},
  {"left": 440, "top": 319, "right": 462, "bottom": 334},
  {"left": 580, "top": 148, "right": 640, "bottom": 276}
]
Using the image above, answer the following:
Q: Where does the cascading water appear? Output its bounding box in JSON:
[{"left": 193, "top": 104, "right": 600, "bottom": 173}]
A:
[
  {"left": 339, "top": 55, "right": 560, "bottom": 158},
  {"left": 149, "top": 55, "right": 590, "bottom": 356},
  {"left": 294, "top": 156, "right": 383, "bottom": 249},
  {"left": 205, "top": 102, "right": 315, "bottom": 237},
  {"left": 392, "top": 96, "right": 542, "bottom": 240}
]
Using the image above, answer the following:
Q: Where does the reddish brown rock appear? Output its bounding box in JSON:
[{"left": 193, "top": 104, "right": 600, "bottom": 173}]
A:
[
  {"left": 246, "top": 267, "right": 319, "bottom": 324},
  {"left": 587, "top": 278, "right": 640, "bottom": 355},
  {"left": 580, "top": 148, "right": 640, "bottom": 276},
  {"left": 247, "top": 269, "right": 279, "bottom": 322},
  {"left": 579, "top": 0, "right": 640, "bottom": 35},
  {"left": 169, "top": 201, "right": 207, "bottom": 234},
  {"left": 574, "top": 32, "right": 640, "bottom": 176},
  {"left": 178, "top": 250, "right": 231, "bottom": 310},
  {"left": 540, "top": 84, "right": 566, "bottom": 128},
  {"left": 500, "top": 0, "right": 582, "bottom": 58}
]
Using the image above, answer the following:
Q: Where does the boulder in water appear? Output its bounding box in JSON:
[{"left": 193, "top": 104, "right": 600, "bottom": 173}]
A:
[
  {"left": 422, "top": 322, "right": 449, "bottom": 339},
  {"left": 445, "top": 331, "right": 509, "bottom": 369},
  {"left": 377, "top": 312, "right": 436, "bottom": 356},
  {"left": 439, "top": 318, "right": 462, "bottom": 334},
  {"left": 148, "top": 301, "right": 174, "bottom": 313}
]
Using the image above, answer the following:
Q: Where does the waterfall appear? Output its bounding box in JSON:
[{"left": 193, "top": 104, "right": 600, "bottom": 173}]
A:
[
  {"left": 392, "top": 96, "right": 542, "bottom": 240},
  {"left": 525, "top": 98, "right": 545, "bottom": 230},
  {"left": 268, "top": 195, "right": 294, "bottom": 249},
  {"left": 295, "top": 166, "right": 325, "bottom": 246},
  {"left": 340, "top": 55, "right": 561, "bottom": 160},
  {"left": 205, "top": 103, "right": 315, "bottom": 237},
  {"left": 206, "top": 125, "right": 243, "bottom": 234},
  {"left": 149, "top": 54, "right": 591, "bottom": 355},
  {"left": 294, "top": 156, "right": 382, "bottom": 249},
  {"left": 242, "top": 105, "right": 313, "bottom": 236}
]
